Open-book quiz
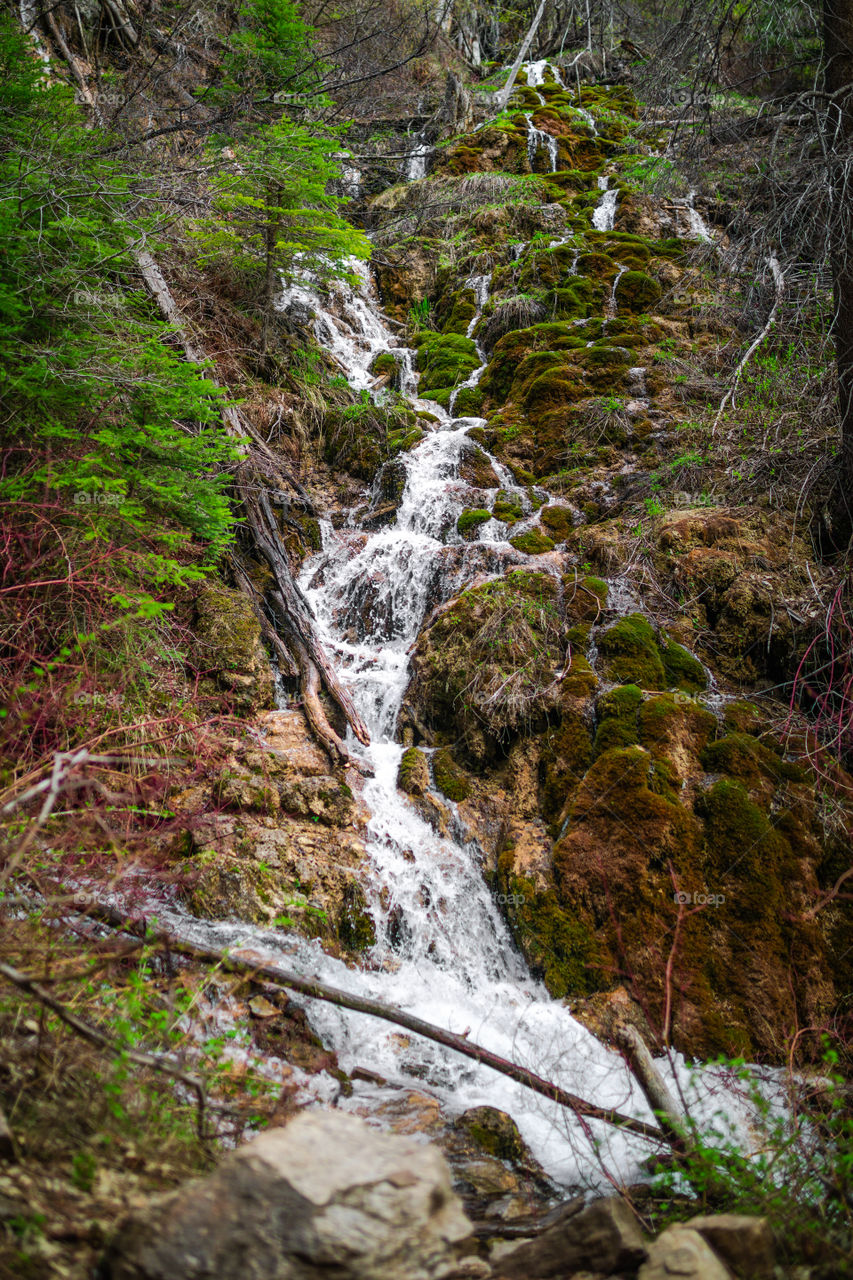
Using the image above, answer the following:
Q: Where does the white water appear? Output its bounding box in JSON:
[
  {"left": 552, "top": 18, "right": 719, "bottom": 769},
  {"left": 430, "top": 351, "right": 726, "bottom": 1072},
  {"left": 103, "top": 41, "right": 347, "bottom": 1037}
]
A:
[
  {"left": 525, "top": 113, "right": 559, "bottom": 172},
  {"left": 246, "top": 258, "right": 787, "bottom": 1187},
  {"left": 592, "top": 175, "right": 618, "bottom": 232},
  {"left": 403, "top": 135, "right": 433, "bottom": 182}
]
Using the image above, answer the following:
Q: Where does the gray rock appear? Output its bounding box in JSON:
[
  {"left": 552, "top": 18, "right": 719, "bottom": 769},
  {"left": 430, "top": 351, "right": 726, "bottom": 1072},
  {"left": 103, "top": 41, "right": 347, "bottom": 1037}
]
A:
[
  {"left": 496, "top": 1196, "right": 646, "bottom": 1278},
  {"left": 99, "top": 1110, "right": 473, "bottom": 1280},
  {"left": 688, "top": 1214, "right": 775, "bottom": 1278},
  {"left": 638, "top": 1224, "right": 734, "bottom": 1279}
]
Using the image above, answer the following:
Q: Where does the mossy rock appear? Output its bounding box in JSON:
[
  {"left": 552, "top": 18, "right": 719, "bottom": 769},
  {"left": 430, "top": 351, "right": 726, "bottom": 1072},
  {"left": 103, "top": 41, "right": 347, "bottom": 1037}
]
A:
[
  {"left": 455, "top": 1107, "right": 534, "bottom": 1166},
  {"left": 370, "top": 351, "right": 401, "bottom": 387},
  {"left": 496, "top": 867, "right": 604, "bottom": 997},
  {"left": 539, "top": 504, "right": 574, "bottom": 540},
  {"left": 493, "top": 490, "right": 524, "bottom": 524},
  {"left": 596, "top": 613, "right": 666, "bottom": 688},
  {"left": 614, "top": 270, "right": 662, "bottom": 314},
  {"left": 541, "top": 710, "right": 594, "bottom": 825},
  {"left": 660, "top": 639, "right": 707, "bottom": 693},
  {"left": 453, "top": 385, "right": 484, "bottom": 416},
  {"left": 194, "top": 583, "right": 275, "bottom": 714},
  {"left": 457, "top": 507, "right": 492, "bottom": 539},
  {"left": 415, "top": 331, "right": 480, "bottom": 392},
  {"left": 562, "top": 573, "right": 608, "bottom": 623},
  {"left": 438, "top": 286, "right": 477, "bottom": 335},
  {"left": 593, "top": 683, "right": 643, "bottom": 756},
  {"left": 701, "top": 732, "right": 806, "bottom": 787},
  {"left": 432, "top": 747, "right": 471, "bottom": 802},
  {"left": 510, "top": 529, "right": 556, "bottom": 554},
  {"left": 722, "top": 700, "right": 764, "bottom": 734},
  {"left": 398, "top": 746, "right": 430, "bottom": 795},
  {"left": 337, "top": 880, "right": 376, "bottom": 951}
]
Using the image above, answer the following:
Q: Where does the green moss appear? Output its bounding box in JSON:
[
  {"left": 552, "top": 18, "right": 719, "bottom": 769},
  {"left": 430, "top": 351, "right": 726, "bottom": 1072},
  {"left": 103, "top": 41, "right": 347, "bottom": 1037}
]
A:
[
  {"left": 453, "top": 386, "right": 484, "bottom": 416},
  {"left": 493, "top": 490, "right": 524, "bottom": 523},
  {"left": 539, "top": 505, "right": 574, "bottom": 540},
  {"left": 541, "top": 711, "right": 594, "bottom": 823},
  {"left": 509, "top": 529, "right": 556, "bottom": 554},
  {"left": 432, "top": 747, "right": 471, "bottom": 802},
  {"left": 415, "top": 331, "right": 480, "bottom": 392},
  {"left": 439, "top": 287, "right": 477, "bottom": 335},
  {"left": 638, "top": 694, "right": 716, "bottom": 752},
  {"left": 701, "top": 732, "right": 807, "bottom": 786},
  {"left": 660, "top": 639, "right": 707, "bottom": 692},
  {"left": 337, "top": 881, "right": 377, "bottom": 951},
  {"left": 593, "top": 683, "right": 642, "bottom": 756},
  {"left": 456, "top": 1108, "right": 531, "bottom": 1165},
  {"left": 370, "top": 351, "right": 400, "bottom": 385},
  {"left": 496, "top": 868, "right": 603, "bottom": 997},
  {"left": 398, "top": 746, "right": 428, "bottom": 794},
  {"left": 615, "top": 270, "right": 662, "bottom": 314},
  {"left": 457, "top": 507, "right": 492, "bottom": 538},
  {"left": 723, "top": 700, "right": 764, "bottom": 734},
  {"left": 597, "top": 613, "right": 666, "bottom": 688}
]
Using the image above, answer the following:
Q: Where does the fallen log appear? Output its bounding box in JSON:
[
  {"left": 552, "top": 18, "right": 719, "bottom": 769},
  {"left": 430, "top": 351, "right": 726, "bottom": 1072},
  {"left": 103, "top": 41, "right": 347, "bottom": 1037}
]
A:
[
  {"left": 58, "top": 894, "right": 667, "bottom": 1146},
  {"left": 132, "top": 250, "right": 370, "bottom": 760}
]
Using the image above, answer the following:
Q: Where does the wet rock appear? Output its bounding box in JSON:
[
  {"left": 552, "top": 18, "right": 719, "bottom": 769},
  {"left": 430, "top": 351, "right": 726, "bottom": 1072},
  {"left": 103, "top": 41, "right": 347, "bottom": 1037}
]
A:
[
  {"left": 254, "top": 710, "right": 331, "bottom": 775},
  {"left": 638, "top": 1224, "right": 733, "bottom": 1279},
  {"left": 278, "top": 774, "right": 355, "bottom": 825},
  {"left": 398, "top": 746, "right": 431, "bottom": 796},
  {"left": 194, "top": 583, "right": 275, "bottom": 714},
  {"left": 687, "top": 1214, "right": 774, "bottom": 1279},
  {"left": 99, "top": 1111, "right": 475, "bottom": 1280},
  {"left": 496, "top": 1196, "right": 646, "bottom": 1278}
]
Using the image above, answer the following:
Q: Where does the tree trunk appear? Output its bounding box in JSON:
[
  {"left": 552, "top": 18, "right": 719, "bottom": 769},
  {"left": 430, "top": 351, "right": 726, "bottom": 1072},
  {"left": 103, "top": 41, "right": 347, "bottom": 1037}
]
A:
[
  {"left": 824, "top": 0, "right": 853, "bottom": 548},
  {"left": 494, "top": 0, "right": 548, "bottom": 113},
  {"left": 133, "top": 250, "right": 371, "bottom": 762}
]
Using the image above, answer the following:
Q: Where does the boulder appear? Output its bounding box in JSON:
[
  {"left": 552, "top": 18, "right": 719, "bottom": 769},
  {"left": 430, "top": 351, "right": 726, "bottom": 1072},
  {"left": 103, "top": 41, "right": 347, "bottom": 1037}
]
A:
[
  {"left": 687, "top": 1214, "right": 775, "bottom": 1279},
  {"left": 99, "top": 1110, "right": 474, "bottom": 1280},
  {"left": 495, "top": 1196, "right": 646, "bottom": 1278},
  {"left": 638, "top": 1224, "right": 734, "bottom": 1280}
]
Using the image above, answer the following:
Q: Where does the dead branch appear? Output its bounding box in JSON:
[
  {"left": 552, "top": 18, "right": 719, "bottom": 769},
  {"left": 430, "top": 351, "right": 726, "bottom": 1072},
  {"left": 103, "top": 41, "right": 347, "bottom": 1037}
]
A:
[
  {"left": 713, "top": 255, "right": 784, "bottom": 434},
  {"left": 0, "top": 959, "right": 209, "bottom": 1139},
  {"left": 61, "top": 894, "right": 667, "bottom": 1146}
]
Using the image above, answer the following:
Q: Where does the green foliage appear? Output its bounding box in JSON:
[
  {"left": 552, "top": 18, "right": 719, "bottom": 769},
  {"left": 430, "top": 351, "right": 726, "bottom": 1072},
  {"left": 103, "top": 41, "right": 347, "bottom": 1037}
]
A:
[
  {"left": 0, "top": 16, "right": 240, "bottom": 604},
  {"left": 654, "top": 1055, "right": 853, "bottom": 1275}
]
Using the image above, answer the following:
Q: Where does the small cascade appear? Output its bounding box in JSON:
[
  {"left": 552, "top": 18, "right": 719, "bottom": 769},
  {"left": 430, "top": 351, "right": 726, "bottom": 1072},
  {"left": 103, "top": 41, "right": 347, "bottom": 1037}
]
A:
[
  {"left": 448, "top": 272, "right": 492, "bottom": 414},
  {"left": 682, "top": 189, "right": 711, "bottom": 240},
  {"left": 606, "top": 263, "right": 629, "bottom": 318},
  {"left": 573, "top": 105, "right": 598, "bottom": 135},
  {"left": 592, "top": 175, "right": 618, "bottom": 232},
  {"left": 525, "top": 114, "right": 559, "bottom": 172},
  {"left": 403, "top": 135, "right": 433, "bottom": 183}
]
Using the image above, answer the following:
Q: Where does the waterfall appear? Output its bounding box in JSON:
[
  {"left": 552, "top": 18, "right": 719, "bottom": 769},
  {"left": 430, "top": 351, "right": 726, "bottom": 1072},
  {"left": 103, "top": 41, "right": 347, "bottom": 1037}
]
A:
[
  {"left": 448, "top": 272, "right": 491, "bottom": 414},
  {"left": 123, "top": 256, "right": 783, "bottom": 1194},
  {"left": 592, "top": 175, "right": 618, "bottom": 232},
  {"left": 525, "top": 114, "right": 559, "bottom": 172},
  {"left": 403, "top": 135, "right": 433, "bottom": 183}
]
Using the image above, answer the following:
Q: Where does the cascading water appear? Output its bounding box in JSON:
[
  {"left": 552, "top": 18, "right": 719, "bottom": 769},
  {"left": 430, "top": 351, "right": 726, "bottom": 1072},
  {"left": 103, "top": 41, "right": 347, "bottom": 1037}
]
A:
[
  {"left": 403, "top": 135, "right": 432, "bottom": 183},
  {"left": 525, "top": 114, "right": 559, "bottom": 172},
  {"left": 592, "top": 175, "right": 618, "bottom": 232},
  {"left": 220, "top": 256, "right": 779, "bottom": 1186},
  {"left": 121, "top": 254, "right": 783, "bottom": 1193}
]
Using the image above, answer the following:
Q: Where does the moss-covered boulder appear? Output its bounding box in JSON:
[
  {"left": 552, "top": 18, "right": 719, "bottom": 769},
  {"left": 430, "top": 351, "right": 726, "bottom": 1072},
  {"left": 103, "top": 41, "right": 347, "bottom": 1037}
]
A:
[
  {"left": 415, "top": 331, "right": 480, "bottom": 394},
  {"left": 509, "top": 529, "right": 556, "bottom": 555},
  {"left": 195, "top": 584, "right": 275, "bottom": 714},
  {"left": 432, "top": 747, "right": 471, "bottom": 802},
  {"left": 457, "top": 507, "right": 492, "bottom": 539},
  {"left": 614, "top": 270, "right": 662, "bottom": 314},
  {"left": 407, "top": 569, "right": 566, "bottom": 751}
]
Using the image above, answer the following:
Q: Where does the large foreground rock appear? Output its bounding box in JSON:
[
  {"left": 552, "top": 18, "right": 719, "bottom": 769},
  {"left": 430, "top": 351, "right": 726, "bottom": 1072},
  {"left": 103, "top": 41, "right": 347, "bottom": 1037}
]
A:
[
  {"left": 99, "top": 1110, "right": 473, "bottom": 1280},
  {"left": 494, "top": 1196, "right": 646, "bottom": 1277}
]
